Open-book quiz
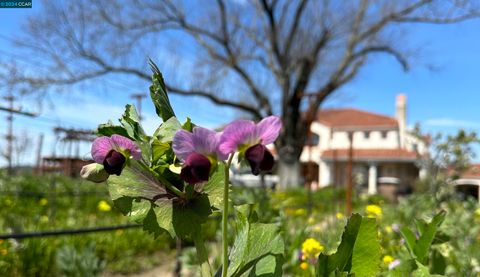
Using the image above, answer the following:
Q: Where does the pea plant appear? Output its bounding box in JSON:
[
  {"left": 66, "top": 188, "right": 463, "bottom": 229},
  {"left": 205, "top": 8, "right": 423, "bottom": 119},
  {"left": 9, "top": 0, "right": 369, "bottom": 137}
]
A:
[{"left": 80, "top": 62, "right": 445, "bottom": 277}]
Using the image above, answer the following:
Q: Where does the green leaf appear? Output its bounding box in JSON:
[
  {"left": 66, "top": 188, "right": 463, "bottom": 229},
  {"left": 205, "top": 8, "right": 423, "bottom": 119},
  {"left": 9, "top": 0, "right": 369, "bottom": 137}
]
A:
[
  {"left": 151, "top": 139, "right": 171, "bottom": 165},
  {"left": 97, "top": 120, "right": 130, "bottom": 138},
  {"left": 228, "top": 209, "right": 284, "bottom": 277},
  {"left": 430, "top": 249, "right": 446, "bottom": 275},
  {"left": 316, "top": 214, "right": 380, "bottom": 277},
  {"left": 400, "top": 227, "right": 417, "bottom": 259},
  {"left": 108, "top": 161, "right": 167, "bottom": 201},
  {"left": 153, "top": 117, "right": 182, "bottom": 143},
  {"left": 415, "top": 219, "right": 428, "bottom": 236},
  {"left": 414, "top": 211, "right": 446, "bottom": 264},
  {"left": 182, "top": 117, "right": 195, "bottom": 132},
  {"left": 149, "top": 60, "right": 175, "bottom": 121},
  {"left": 148, "top": 193, "right": 212, "bottom": 239},
  {"left": 316, "top": 214, "right": 362, "bottom": 276},
  {"left": 350, "top": 217, "right": 381, "bottom": 277},
  {"left": 203, "top": 163, "right": 227, "bottom": 210},
  {"left": 119, "top": 104, "right": 146, "bottom": 141},
  {"left": 412, "top": 261, "right": 432, "bottom": 277}
]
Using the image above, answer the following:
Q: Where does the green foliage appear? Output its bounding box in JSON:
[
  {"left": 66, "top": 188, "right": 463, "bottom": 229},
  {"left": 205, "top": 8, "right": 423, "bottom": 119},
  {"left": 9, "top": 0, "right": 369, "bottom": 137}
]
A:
[
  {"left": 316, "top": 214, "right": 380, "bottom": 277},
  {"left": 97, "top": 120, "right": 130, "bottom": 138},
  {"left": 153, "top": 116, "right": 182, "bottom": 142},
  {"left": 57, "top": 242, "right": 105, "bottom": 277},
  {"left": 120, "top": 104, "right": 147, "bottom": 141},
  {"left": 0, "top": 173, "right": 173, "bottom": 276},
  {"left": 400, "top": 211, "right": 446, "bottom": 264},
  {"left": 149, "top": 59, "right": 175, "bottom": 122},
  {"left": 227, "top": 208, "right": 284, "bottom": 277}
]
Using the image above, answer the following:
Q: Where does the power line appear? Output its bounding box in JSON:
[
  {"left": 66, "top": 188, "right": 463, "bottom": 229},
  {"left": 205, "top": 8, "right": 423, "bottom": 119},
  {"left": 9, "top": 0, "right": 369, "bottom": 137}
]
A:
[{"left": 1, "top": 95, "right": 37, "bottom": 175}]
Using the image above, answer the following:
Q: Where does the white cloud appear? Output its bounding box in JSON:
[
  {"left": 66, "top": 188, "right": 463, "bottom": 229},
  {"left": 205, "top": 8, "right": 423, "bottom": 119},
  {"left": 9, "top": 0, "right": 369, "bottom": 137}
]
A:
[{"left": 423, "top": 118, "right": 480, "bottom": 128}]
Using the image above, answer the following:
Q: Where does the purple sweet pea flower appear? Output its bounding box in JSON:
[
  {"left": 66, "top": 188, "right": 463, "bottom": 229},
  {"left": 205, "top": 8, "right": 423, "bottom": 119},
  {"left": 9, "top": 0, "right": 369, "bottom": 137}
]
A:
[
  {"left": 173, "top": 127, "right": 226, "bottom": 184},
  {"left": 91, "top": 134, "right": 141, "bottom": 175},
  {"left": 219, "top": 116, "right": 281, "bottom": 175}
]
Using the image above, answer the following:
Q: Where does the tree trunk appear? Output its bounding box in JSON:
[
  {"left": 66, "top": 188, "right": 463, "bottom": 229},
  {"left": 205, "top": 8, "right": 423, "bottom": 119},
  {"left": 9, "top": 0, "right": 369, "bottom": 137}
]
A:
[{"left": 277, "top": 159, "right": 302, "bottom": 189}]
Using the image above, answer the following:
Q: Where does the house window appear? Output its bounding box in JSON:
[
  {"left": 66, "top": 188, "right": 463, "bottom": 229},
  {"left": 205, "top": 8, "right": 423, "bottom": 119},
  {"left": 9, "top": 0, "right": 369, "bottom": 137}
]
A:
[
  {"left": 413, "top": 143, "right": 418, "bottom": 152},
  {"left": 381, "top": 131, "right": 388, "bottom": 139},
  {"left": 305, "top": 133, "right": 320, "bottom": 145},
  {"left": 364, "top": 131, "right": 370, "bottom": 139}
]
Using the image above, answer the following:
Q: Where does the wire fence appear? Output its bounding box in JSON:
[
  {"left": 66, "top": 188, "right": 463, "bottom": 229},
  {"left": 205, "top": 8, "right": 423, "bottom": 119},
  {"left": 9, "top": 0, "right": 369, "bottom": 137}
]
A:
[
  {"left": 0, "top": 190, "right": 108, "bottom": 197},
  {"left": 0, "top": 224, "right": 141, "bottom": 240}
]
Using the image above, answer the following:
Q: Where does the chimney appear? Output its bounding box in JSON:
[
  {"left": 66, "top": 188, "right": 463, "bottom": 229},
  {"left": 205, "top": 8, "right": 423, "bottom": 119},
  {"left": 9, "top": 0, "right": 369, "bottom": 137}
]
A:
[{"left": 396, "top": 94, "right": 407, "bottom": 149}]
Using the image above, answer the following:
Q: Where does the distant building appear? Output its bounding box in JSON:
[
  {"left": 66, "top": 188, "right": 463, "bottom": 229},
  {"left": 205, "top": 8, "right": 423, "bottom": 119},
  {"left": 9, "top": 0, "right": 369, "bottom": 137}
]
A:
[
  {"left": 300, "top": 94, "right": 428, "bottom": 196},
  {"left": 453, "top": 164, "right": 480, "bottom": 202}
]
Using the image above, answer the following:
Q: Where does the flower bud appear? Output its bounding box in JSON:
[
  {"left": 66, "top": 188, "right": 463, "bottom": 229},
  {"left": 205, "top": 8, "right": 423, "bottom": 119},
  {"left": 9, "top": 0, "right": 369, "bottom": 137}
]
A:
[{"left": 80, "top": 163, "right": 109, "bottom": 183}]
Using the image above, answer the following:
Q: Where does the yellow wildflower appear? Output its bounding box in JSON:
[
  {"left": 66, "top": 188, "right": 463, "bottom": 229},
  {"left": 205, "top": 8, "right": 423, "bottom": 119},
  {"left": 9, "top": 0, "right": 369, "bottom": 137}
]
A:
[
  {"left": 475, "top": 208, "right": 480, "bottom": 217},
  {"left": 295, "top": 208, "right": 306, "bottom": 216},
  {"left": 313, "top": 226, "right": 322, "bottom": 233},
  {"left": 302, "top": 238, "right": 324, "bottom": 258},
  {"left": 97, "top": 200, "right": 112, "bottom": 212},
  {"left": 300, "top": 262, "right": 309, "bottom": 270},
  {"left": 383, "top": 255, "right": 394, "bottom": 264},
  {"left": 39, "top": 198, "right": 48, "bottom": 206},
  {"left": 39, "top": 215, "right": 49, "bottom": 224},
  {"left": 385, "top": 226, "right": 393, "bottom": 233},
  {"left": 336, "top": 212, "right": 344, "bottom": 219},
  {"left": 307, "top": 217, "right": 315, "bottom": 224},
  {"left": 0, "top": 249, "right": 7, "bottom": 256},
  {"left": 366, "top": 204, "right": 382, "bottom": 218},
  {"left": 4, "top": 198, "right": 12, "bottom": 207}
]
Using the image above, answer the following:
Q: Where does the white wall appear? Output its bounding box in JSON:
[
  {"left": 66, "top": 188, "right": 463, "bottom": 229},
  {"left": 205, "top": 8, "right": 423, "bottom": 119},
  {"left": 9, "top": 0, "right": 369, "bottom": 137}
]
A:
[
  {"left": 300, "top": 123, "right": 428, "bottom": 164},
  {"left": 329, "top": 129, "right": 399, "bottom": 149}
]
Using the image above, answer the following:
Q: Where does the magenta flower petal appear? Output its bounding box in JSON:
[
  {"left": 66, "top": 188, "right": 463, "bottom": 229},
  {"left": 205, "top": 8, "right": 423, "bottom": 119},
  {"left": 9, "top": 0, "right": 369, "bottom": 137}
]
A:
[
  {"left": 173, "top": 130, "right": 195, "bottom": 161},
  {"left": 92, "top": 136, "right": 113, "bottom": 163},
  {"left": 192, "top": 127, "right": 218, "bottom": 155},
  {"left": 173, "top": 127, "right": 227, "bottom": 161},
  {"left": 219, "top": 120, "right": 257, "bottom": 154},
  {"left": 111, "top": 134, "right": 142, "bottom": 160},
  {"left": 256, "top": 116, "right": 282, "bottom": 145}
]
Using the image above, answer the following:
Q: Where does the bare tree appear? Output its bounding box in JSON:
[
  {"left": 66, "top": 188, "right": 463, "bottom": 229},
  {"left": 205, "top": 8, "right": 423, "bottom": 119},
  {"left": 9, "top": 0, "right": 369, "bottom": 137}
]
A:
[{"left": 1, "top": 0, "right": 479, "bottom": 188}]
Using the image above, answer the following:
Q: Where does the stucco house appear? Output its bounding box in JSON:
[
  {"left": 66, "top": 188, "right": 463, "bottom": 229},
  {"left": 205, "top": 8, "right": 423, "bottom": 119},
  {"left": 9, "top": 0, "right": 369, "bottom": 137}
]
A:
[
  {"left": 453, "top": 164, "right": 480, "bottom": 202},
  {"left": 300, "top": 94, "right": 428, "bottom": 195}
]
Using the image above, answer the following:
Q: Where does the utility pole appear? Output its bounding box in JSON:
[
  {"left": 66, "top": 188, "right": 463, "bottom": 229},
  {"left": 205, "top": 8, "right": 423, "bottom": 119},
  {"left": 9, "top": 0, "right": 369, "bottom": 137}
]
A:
[
  {"left": 1, "top": 95, "right": 36, "bottom": 175},
  {"left": 130, "top": 93, "right": 146, "bottom": 121},
  {"left": 346, "top": 131, "right": 354, "bottom": 215}
]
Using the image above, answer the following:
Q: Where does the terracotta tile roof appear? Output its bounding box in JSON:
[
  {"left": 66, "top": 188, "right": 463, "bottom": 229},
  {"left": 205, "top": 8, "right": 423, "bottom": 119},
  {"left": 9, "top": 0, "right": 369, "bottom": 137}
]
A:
[
  {"left": 459, "top": 164, "right": 480, "bottom": 178},
  {"left": 317, "top": 108, "right": 398, "bottom": 129},
  {"left": 321, "top": 149, "right": 418, "bottom": 161}
]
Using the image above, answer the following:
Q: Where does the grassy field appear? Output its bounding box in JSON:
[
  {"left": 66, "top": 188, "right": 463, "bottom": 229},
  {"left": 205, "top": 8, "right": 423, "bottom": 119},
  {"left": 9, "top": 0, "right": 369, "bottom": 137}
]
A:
[
  {"left": 0, "top": 172, "right": 174, "bottom": 276},
  {"left": 1, "top": 171, "right": 480, "bottom": 276}
]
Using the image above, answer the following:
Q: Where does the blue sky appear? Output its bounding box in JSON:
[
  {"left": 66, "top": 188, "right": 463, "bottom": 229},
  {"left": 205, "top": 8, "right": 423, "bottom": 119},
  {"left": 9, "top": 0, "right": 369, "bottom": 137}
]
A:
[{"left": 1, "top": 2, "right": 480, "bottom": 165}]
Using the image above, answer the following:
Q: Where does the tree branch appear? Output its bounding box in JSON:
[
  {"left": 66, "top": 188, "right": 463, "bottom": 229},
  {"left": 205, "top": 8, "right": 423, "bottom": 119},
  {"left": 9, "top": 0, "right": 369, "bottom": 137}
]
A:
[
  {"left": 165, "top": 85, "right": 262, "bottom": 118},
  {"left": 352, "top": 46, "right": 409, "bottom": 71}
]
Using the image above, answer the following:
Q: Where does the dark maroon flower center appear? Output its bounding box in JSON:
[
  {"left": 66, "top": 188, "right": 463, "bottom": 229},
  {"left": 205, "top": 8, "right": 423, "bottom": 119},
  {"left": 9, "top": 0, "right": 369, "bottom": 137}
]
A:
[
  {"left": 180, "top": 153, "right": 212, "bottom": 184},
  {"left": 245, "top": 144, "right": 274, "bottom": 175},
  {"left": 103, "top": 150, "right": 126, "bottom": 176}
]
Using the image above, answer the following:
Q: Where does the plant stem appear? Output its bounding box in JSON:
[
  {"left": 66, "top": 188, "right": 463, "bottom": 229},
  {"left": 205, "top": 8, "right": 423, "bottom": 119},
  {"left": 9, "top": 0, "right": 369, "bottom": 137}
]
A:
[{"left": 222, "top": 155, "right": 234, "bottom": 277}]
